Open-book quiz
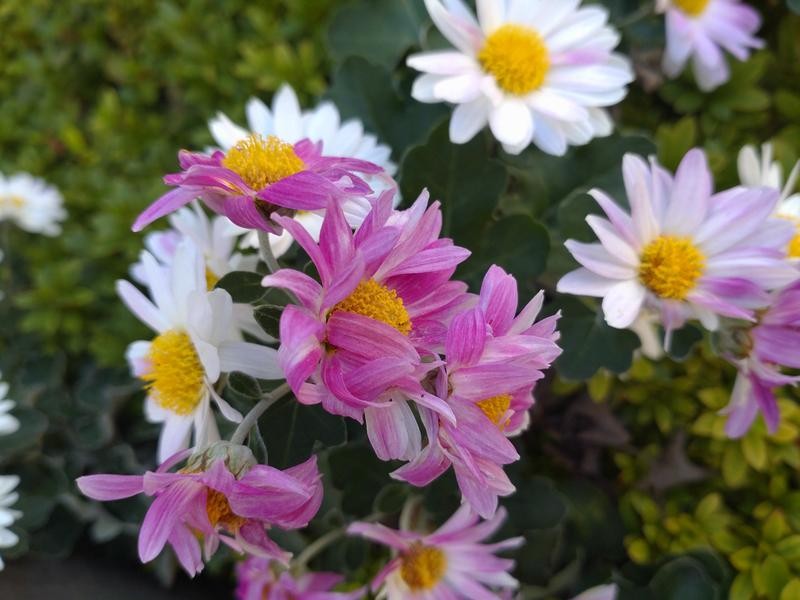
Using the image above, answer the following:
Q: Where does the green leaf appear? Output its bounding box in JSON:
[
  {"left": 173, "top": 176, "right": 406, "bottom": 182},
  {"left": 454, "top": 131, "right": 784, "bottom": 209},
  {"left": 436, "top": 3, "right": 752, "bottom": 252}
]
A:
[
  {"left": 328, "top": 57, "right": 447, "bottom": 160},
  {"left": 400, "top": 122, "right": 508, "bottom": 247},
  {"left": 668, "top": 326, "right": 704, "bottom": 361},
  {"left": 329, "top": 442, "right": 393, "bottom": 515},
  {"left": 258, "top": 399, "right": 347, "bottom": 470},
  {"left": 730, "top": 572, "right": 755, "bottom": 600},
  {"left": 776, "top": 535, "right": 800, "bottom": 564},
  {"left": 504, "top": 477, "right": 567, "bottom": 531},
  {"left": 754, "top": 555, "right": 792, "bottom": 600},
  {"left": 459, "top": 215, "right": 550, "bottom": 293},
  {"left": 649, "top": 556, "right": 718, "bottom": 600},
  {"left": 656, "top": 117, "right": 697, "bottom": 171},
  {"left": 215, "top": 271, "right": 267, "bottom": 304},
  {"left": 327, "top": 0, "right": 426, "bottom": 69},
  {"left": 253, "top": 304, "right": 282, "bottom": 340},
  {"left": 722, "top": 444, "right": 748, "bottom": 488},
  {"left": 0, "top": 407, "right": 47, "bottom": 456},
  {"left": 790, "top": 0, "right": 800, "bottom": 14},
  {"left": 556, "top": 299, "right": 640, "bottom": 381},
  {"left": 780, "top": 580, "right": 800, "bottom": 600},
  {"left": 742, "top": 434, "right": 768, "bottom": 471}
]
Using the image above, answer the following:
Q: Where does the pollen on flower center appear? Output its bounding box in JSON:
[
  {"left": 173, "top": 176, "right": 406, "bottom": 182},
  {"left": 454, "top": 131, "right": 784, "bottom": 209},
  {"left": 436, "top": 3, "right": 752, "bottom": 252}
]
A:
[
  {"left": 400, "top": 543, "right": 447, "bottom": 591},
  {"left": 478, "top": 24, "right": 550, "bottom": 95},
  {"left": 206, "top": 488, "right": 246, "bottom": 531},
  {"left": 205, "top": 266, "right": 220, "bottom": 291},
  {"left": 0, "top": 195, "right": 25, "bottom": 210},
  {"left": 787, "top": 223, "right": 800, "bottom": 259},
  {"left": 330, "top": 279, "right": 412, "bottom": 335},
  {"left": 477, "top": 394, "right": 512, "bottom": 428},
  {"left": 673, "top": 0, "right": 711, "bottom": 16},
  {"left": 221, "top": 134, "right": 305, "bottom": 191},
  {"left": 639, "top": 235, "right": 706, "bottom": 300},
  {"left": 142, "top": 330, "right": 205, "bottom": 415}
]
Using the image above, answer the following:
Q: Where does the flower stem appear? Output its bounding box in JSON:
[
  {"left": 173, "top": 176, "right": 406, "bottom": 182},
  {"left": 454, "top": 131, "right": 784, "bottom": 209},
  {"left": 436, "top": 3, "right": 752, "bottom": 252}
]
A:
[
  {"left": 230, "top": 382, "right": 291, "bottom": 445},
  {"left": 294, "top": 512, "right": 386, "bottom": 570}
]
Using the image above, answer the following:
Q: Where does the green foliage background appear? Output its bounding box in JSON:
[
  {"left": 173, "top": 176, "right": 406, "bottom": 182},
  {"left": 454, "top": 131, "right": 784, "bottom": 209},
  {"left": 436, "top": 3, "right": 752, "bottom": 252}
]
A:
[{"left": 1, "top": 0, "right": 800, "bottom": 598}]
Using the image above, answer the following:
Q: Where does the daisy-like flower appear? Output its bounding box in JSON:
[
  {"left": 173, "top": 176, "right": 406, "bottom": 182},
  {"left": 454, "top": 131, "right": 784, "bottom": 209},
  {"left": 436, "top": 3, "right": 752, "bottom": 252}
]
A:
[
  {"left": 77, "top": 443, "right": 322, "bottom": 577},
  {"left": 0, "top": 373, "right": 19, "bottom": 436},
  {"left": 738, "top": 143, "right": 800, "bottom": 260},
  {"left": 394, "top": 266, "right": 561, "bottom": 517},
  {"left": 720, "top": 281, "right": 800, "bottom": 438},
  {"left": 0, "top": 475, "right": 22, "bottom": 572},
  {"left": 262, "top": 191, "right": 469, "bottom": 454},
  {"left": 657, "top": 0, "right": 763, "bottom": 91},
  {"left": 133, "top": 131, "right": 383, "bottom": 235},
  {"left": 0, "top": 172, "right": 66, "bottom": 236},
  {"left": 235, "top": 557, "right": 364, "bottom": 600},
  {"left": 348, "top": 503, "right": 523, "bottom": 599},
  {"left": 407, "top": 0, "right": 633, "bottom": 156},
  {"left": 557, "top": 149, "right": 798, "bottom": 342},
  {"left": 118, "top": 238, "right": 283, "bottom": 462},
  {"left": 209, "top": 84, "right": 398, "bottom": 257}
]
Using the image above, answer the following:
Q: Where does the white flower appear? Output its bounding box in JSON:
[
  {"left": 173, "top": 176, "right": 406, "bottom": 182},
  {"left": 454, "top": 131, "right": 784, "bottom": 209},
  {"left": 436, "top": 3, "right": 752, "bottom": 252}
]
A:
[
  {"left": 558, "top": 149, "right": 798, "bottom": 342},
  {"left": 0, "top": 475, "right": 22, "bottom": 572},
  {"left": 407, "top": 0, "right": 633, "bottom": 156},
  {"left": 131, "top": 202, "right": 267, "bottom": 341},
  {"left": 208, "top": 83, "right": 398, "bottom": 257},
  {"left": 0, "top": 172, "right": 66, "bottom": 236},
  {"left": 738, "top": 144, "right": 800, "bottom": 260},
  {"left": 118, "top": 238, "right": 283, "bottom": 462},
  {"left": 0, "top": 374, "right": 19, "bottom": 436},
  {"left": 658, "top": 0, "right": 763, "bottom": 92}
]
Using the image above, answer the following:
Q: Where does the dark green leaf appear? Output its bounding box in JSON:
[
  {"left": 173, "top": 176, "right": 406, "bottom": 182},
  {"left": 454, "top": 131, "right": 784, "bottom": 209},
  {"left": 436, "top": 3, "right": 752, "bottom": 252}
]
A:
[
  {"left": 215, "top": 271, "right": 267, "bottom": 304},
  {"left": 327, "top": 0, "right": 427, "bottom": 69},
  {"left": 253, "top": 304, "right": 282, "bottom": 340},
  {"left": 329, "top": 443, "right": 393, "bottom": 515}
]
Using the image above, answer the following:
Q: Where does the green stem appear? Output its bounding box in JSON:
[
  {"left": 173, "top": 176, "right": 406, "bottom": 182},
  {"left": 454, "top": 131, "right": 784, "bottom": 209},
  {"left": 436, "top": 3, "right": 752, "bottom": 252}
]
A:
[{"left": 229, "top": 382, "right": 291, "bottom": 445}]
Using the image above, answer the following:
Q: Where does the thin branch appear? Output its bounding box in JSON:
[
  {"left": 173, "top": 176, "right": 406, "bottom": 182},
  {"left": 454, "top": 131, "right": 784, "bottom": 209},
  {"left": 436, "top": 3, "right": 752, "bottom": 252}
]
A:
[{"left": 230, "top": 382, "right": 291, "bottom": 445}]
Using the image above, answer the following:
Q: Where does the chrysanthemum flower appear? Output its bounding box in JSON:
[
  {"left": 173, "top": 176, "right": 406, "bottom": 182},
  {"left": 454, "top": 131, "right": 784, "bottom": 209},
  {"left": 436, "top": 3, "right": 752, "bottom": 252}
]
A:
[
  {"left": 557, "top": 149, "right": 798, "bottom": 341},
  {"left": 0, "top": 172, "right": 66, "bottom": 236},
  {"left": 132, "top": 133, "right": 383, "bottom": 234},
  {"left": 0, "top": 475, "right": 21, "bottom": 572},
  {"left": 721, "top": 281, "right": 800, "bottom": 438},
  {"left": 657, "top": 0, "right": 763, "bottom": 91},
  {"left": 394, "top": 266, "right": 561, "bottom": 517},
  {"left": 738, "top": 143, "right": 800, "bottom": 260},
  {"left": 209, "top": 84, "right": 398, "bottom": 257},
  {"left": 118, "top": 239, "right": 283, "bottom": 462},
  {"left": 262, "top": 192, "right": 469, "bottom": 453},
  {"left": 131, "top": 202, "right": 265, "bottom": 341},
  {"left": 77, "top": 443, "right": 322, "bottom": 577},
  {"left": 0, "top": 374, "right": 19, "bottom": 436},
  {"left": 235, "top": 557, "right": 364, "bottom": 600},
  {"left": 407, "top": 0, "right": 633, "bottom": 156},
  {"left": 348, "top": 503, "right": 523, "bottom": 599}
]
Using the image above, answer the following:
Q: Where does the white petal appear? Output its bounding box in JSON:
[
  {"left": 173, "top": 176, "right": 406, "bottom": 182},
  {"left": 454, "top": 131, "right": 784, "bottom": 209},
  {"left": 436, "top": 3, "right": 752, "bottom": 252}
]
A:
[
  {"left": 602, "top": 280, "right": 646, "bottom": 328},
  {"left": 272, "top": 84, "right": 304, "bottom": 142},
  {"left": 157, "top": 414, "right": 194, "bottom": 463},
  {"left": 218, "top": 341, "right": 284, "bottom": 380},
  {"left": 208, "top": 112, "right": 248, "bottom": 150},
  {"left": 449, "top": 97, "right": 490, "bottom": 143},
  {"left": 245, "top": 97, "right": 274, "bottom": 137},
  {"left": 489, "top": 100, "right": 533, "bottom": 147},
  {"left": 476, "top": 0, "right": 504, "bottom": 34},
  {"left": 116, "top": 280, "right": 169, "bottom": 333},
  {"left": 557, "top": 268, "right": 618, "bottom": 297}
]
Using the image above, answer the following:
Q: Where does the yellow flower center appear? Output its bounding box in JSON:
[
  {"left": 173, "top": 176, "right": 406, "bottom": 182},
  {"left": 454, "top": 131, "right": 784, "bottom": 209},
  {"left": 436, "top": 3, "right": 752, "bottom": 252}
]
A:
[
  {"left": 330, "top": 279, "right": 412, "bottom": 335},
  {"left": 142, "top": 330, "right": 206, "bottom": 415},
  {"left": 221, "top": 134, "right": 305, "bottom": 191},
  {"left": 786, "top": 220, "right": 800, "bottom": 259},
  {"left": 476, "top": 394, "right": 512, "bottom": 428},
  {"left": 400, "top": 543, "right": 447, "bottom": 591},
  {"left": 205, "top": 266, "right": 220, "bottom": 291},
  {"left": 639, "top": 236, "right": 705, "bottom": 300},
  {"left": 478, "top": 24, "right": 550, "bottom": 96},
  {"left": 673, "top": 0, "right": 711, "bottom": 16},
  {"left": 0, "top": 195, "right": 25, "bottom": 210},
  {"left": 206, "top": 488, "right": 246, "bottom": 531}
]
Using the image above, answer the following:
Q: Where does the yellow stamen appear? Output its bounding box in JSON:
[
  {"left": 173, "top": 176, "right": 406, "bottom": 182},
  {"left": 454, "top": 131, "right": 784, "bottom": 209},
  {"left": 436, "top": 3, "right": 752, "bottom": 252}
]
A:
[
  {"left": 206, "top": 488, "right": 246, "bottom": 531},
  {"left": 142, "top": 330, "right": 205, "bottom": 415},
  {"left": 478, "top": 24, "right": 550, "bottom": 96},
  {"left": 477, "top": 394, "right": 512, "bottom": 428},
  {"left": 400, "top": 543, "right": 447, "bottom": 591},
  {"left": 222, "top": 134, "right": 305, "bottom": 191},
  {"left": 330, "top": 279, "right": 412, "bottom": 335},
  {"left": 0, "top": 195, "right": 25, "bottom": 210},
  {"left": 639, "top": 236, "right": 705, "bottom": 300},
  {"left": 205, "top": 266, "right": 220, "bottom": 291},
  {"left": 673, "top": 0, "right": 711, "bottom": 16},
  {"left": 786, "top": 220, "right": 800, "bottom": 259}
]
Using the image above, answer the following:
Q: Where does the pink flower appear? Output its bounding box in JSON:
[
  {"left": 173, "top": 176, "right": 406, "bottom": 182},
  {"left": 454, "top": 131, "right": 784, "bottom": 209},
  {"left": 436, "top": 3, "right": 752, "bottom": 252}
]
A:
[
  {"left": 235, "top": 557, "right": 364, "bottom": 600},
  {"left": 262, "top": 190, "right": 470, "bottom": 459},
  {"left": 558, "top": 149, "right": 797, "bottom": 342},
  {"left": 394, "top": 266, "right": 562, "bottom": 518},
  {"left": 348, "top": 504, "right": 523, "bottom": 599},
  {"left": 133, "top": 135, "right": 383, "bottom": 233},
  {"left": 722, "top": 281, "right": 800, "bottom": 438},
  {"left": 76, "top": 442, "right": 323, "bottom": 577},
  {"left": 658, "top": 0, "right": 763, "bottom": 91}
]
